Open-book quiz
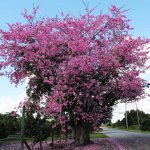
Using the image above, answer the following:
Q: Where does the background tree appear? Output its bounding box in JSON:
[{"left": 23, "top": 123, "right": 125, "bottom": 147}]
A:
[
  {"left": 25, "top": 111, "right": 51, "bottom": 144},
  {"left": 140, "top": 120, "right": 150, "bottom": 131},
  {"left": 0, "top": 6, "right": 149, "bottom": 145},
  {"left": 114, "top": 109, "right": 150, "bottom": 129},
  {"left": 0, "top": 122, "right": 8, "bottom": 139},
  {"left": 0, "top": 113, "right": 21, "bottom": 139},
  {"left": 0, "top": 113, "right": 21, "bottom": 135}
]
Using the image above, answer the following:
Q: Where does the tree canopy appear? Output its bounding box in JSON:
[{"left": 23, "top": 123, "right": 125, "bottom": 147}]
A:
[{"left": 0, "top": 6, "right": 149, "bottom": 144}]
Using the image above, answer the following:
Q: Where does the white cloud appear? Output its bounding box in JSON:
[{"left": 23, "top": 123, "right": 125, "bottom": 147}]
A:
[
  {"left": 0, "top": 92, "right": 26, "bottom": 114},
  {"left": 112, "top": 88, "right": 150, "bottom": 123}
]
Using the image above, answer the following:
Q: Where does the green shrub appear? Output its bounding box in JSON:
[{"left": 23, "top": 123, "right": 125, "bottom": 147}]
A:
[
  {"left": 140, "top": 120, "right": 150, "bottom": 131},
  {"left": 129, "top": 125, "right": 140, "bottom": 130},
  {"left": 112, "top": 124, "right": 115, "bottom": 128},
  {"left": 0, "top": 123, "right": 8, "bottom": 139}
]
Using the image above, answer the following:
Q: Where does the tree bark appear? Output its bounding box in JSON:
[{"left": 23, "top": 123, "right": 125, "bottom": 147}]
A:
[
  {"left": 50, "top": 130, "right": 54, "bottom": 146},
  {"left": 24, "top": 140, "right": 32, "bottom": 150},
  {"left": 72, "top": 122, "right": 91, "bottom": 146},
  {"left": 39, "top": 130, "right": 42, "bottom": 150},
  {"left": 72, "top": 124, "right": 81, "bottom": 145},
  {"left": 81, "top": 123, "right": 90, "bottom": 145}
]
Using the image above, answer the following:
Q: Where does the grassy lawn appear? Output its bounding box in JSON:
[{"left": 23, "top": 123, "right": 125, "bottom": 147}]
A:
[
  {"left": 0, "top": 132, "right": 108, "bottom": 145},
  {"left": 0, "top": 136, "right": 19, "bottom": 144},
  {"left": 125, "top": 129, "right": 150, "bottom": 134},
  {"left": 0, "top": 135, "right": 30, "bottom": 144},
  {"left": 109, "top": 127, "right": 150, "bottom": 134},
  {"left": 46, "top": 131, "right": 109, "bottom": 140},
  {"left": 90, "top": 132, "right": 108, "bottom": 139}
]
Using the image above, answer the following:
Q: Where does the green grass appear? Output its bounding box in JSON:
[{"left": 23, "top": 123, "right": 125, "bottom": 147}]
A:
[
  {"left": 0, "top": 135, "right": 30, "bottom": 144},
  {"left": 46, "top": 131, "right": 109, "bottom": 140},
  {"left": 0, "top": 136, "right": 20, "bottom": 144},
  {"left": 0, "top": 132, "right": 108, "bottom": 144},
  {"left": 90, "top": 132, "right": 108, "bottom": 139},
  {"left": 126, "top": 129, "right": 150, "bottom": 134},
  {"left": 109, "top": 126, "right": 150, "bottom": 134}
]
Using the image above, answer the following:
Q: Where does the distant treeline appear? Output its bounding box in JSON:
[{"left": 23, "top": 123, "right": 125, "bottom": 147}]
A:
[{"left": 112, "top": 109, "right": 150, "bottom": 131}]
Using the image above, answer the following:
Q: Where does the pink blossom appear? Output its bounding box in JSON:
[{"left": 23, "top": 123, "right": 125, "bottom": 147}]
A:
[{"left": 0, "top": 5, "right": 149, "bottom": 134}]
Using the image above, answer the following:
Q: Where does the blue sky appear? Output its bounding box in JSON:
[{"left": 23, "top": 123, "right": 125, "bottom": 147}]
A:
[
  {"left": 0, "top": 0, "right": 150, "bottom": 122},
  {"left": 0, "top": 0, "right": 150, "bottom": 37}
]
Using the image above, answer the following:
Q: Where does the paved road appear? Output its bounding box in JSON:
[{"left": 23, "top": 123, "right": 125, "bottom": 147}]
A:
[{"left": 102, "top": 128, "right": 150, "bottom": 150}]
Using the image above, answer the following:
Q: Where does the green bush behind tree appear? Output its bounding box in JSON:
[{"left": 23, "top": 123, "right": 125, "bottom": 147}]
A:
[
  {"left": 0, "top": 113, "right": 21, "bottom": 139},
  {"left": 113, "top": 109, "right": 150, "bottom": 130},
  {"left": 140, "top": 120, "right": 150, "bottom": 131}
]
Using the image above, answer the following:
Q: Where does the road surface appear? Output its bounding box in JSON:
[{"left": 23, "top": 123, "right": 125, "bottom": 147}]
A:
[{"left": 103, "top": 128, "right": 150, "bottom": 150}]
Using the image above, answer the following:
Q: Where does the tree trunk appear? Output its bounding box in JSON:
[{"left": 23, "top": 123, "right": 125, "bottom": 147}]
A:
[
  {"left": 72, "top": 122, "right": 91, "bottom": 146},
  {"left": 51, "top": 130, "right": 54, "bottom": 146},
  {"left": 72, "top": 124, "right": 82, "bottom": 145},
  {"left": 24, "top": 140, "right": 32, "bottom": 150},
  {"left": 81, "top": 123, "right": 90, "bottom": 145},
  {"left": 39, "top": 130, "right": 42, "bottom": 150}
]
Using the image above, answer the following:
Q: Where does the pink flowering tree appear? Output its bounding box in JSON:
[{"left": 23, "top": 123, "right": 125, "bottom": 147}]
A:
[{"left": 0, "top": 6, "right": 149, "bottom": 145}]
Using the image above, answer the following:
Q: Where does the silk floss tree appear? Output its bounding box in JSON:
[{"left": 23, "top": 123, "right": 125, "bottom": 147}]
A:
[{"left": 0, "top": 5, "right": 149, "bottom": 145}]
